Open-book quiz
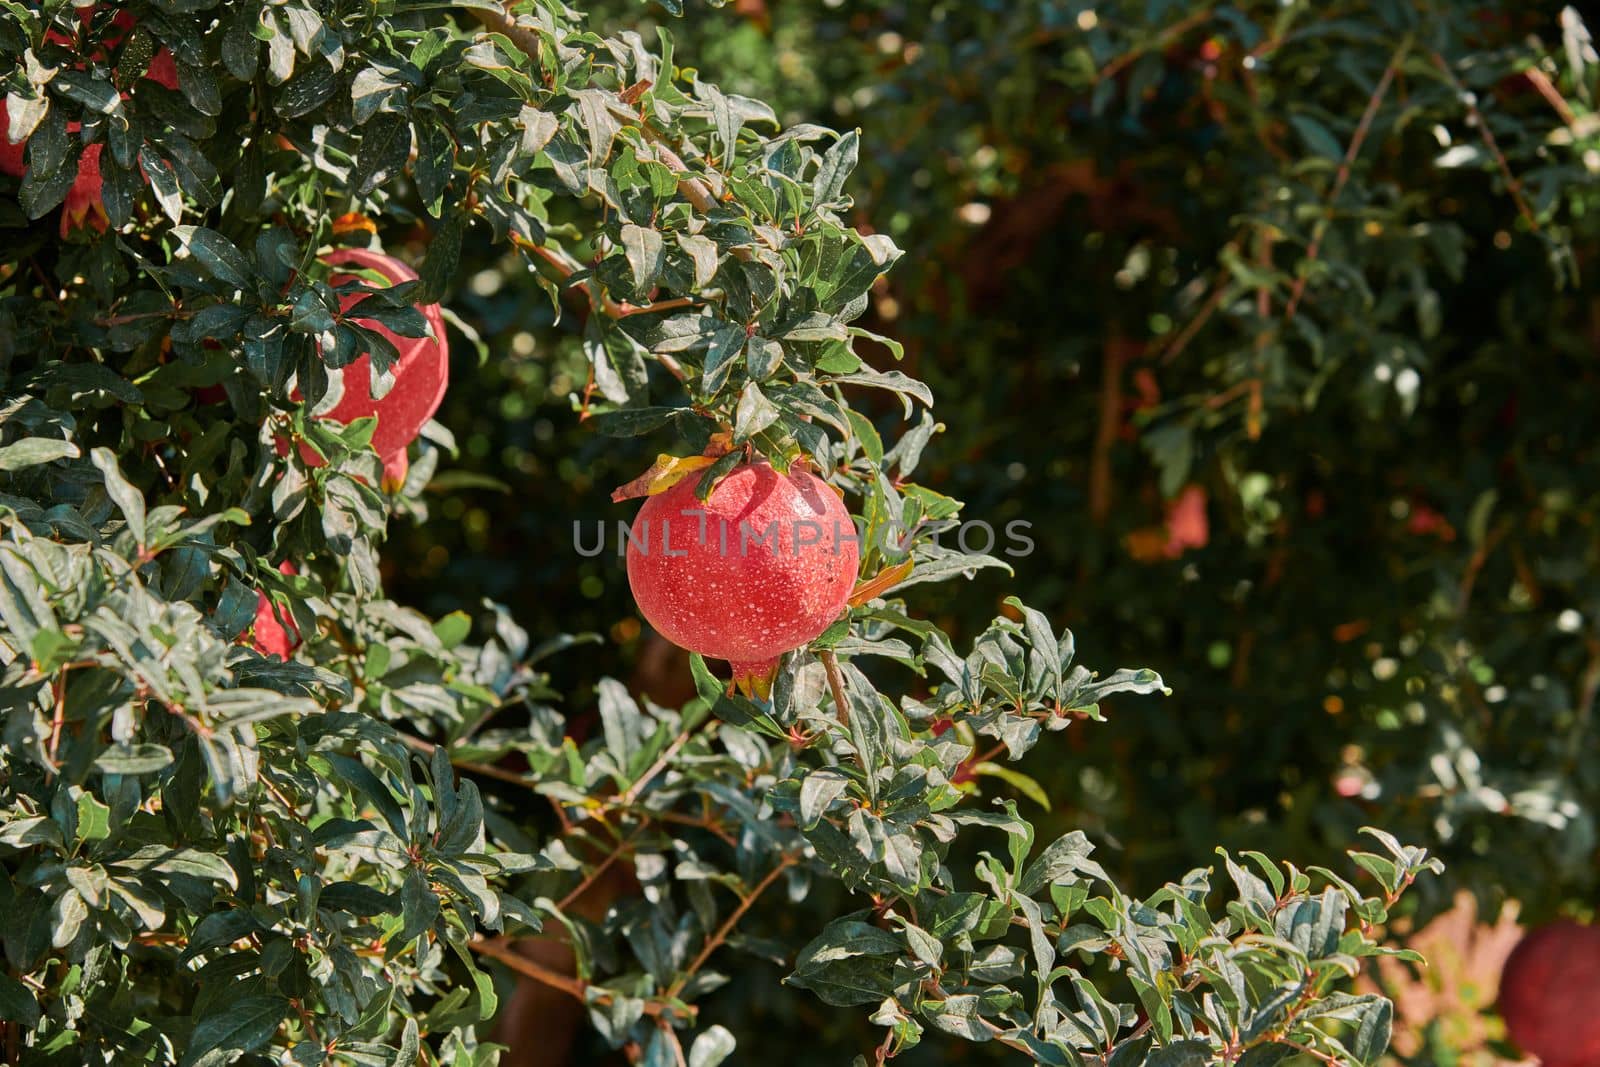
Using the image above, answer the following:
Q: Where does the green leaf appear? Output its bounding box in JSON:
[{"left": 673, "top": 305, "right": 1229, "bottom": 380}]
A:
[
  {"left": 396, "top": 867, "right": 440, "bottom": 948},
  {"left": 90, "top": 448, "right": 147, "bottom": 547},
  {"left": 788, "top": 919, "right": 903, "bottom": 1006},
  {"left": 1289, "top": 114, "right": 1344, "bottom": 161},
  {"left": 620, "top": 223, "right": 666, "bottom": 293},
  {"left": 178, "top": 227, "right": 254, "bottom": 291},
  {"left": 1350, "top": 997, "right": 1393, "bottom": 1061},
  {"left": 181, "top": 995, "right": 290, "bottom": 1067},
  {"left": 845, "top": 409, "right": 883, "bottom": 466},
  {"left": 75, "top": 793, "right": 111, "bottom": 842},
  {"left": 1145, "top": 1040, "right": 1214, "bottom": 1066},
  {"left": 799, "top": 767, "right": 852, "bottom": 829},
  {"left": 419, "top": 210, "right": 467, "bottom": 304},
  {"left": 352, "top": 112, "right": 414, "bottom": 196},
  {"left": 0, "top": 972, "right": 39, "bottom": 1027},
  {"left": 971, "top": 762, "right": 1051, "bottom": 812},
  {"left": 95, "top": 744, "right": 175, "bottom": 775},
  {"left": 733, "top": 382, "right": 780, "bottom": 441},
  {"left": 0, "top": 437, "right": 79, "bottom": 472},
  {"left": 688, "top": 1025, "right": 736, "bottom": 1067},
  {"left": 702, "top": 323, "right": 745, "bottom": 397},
  {"left": 813, "top": 129, "right": 859, "bottom": 206},
  {"left": 432, "top": 610, "right": 472, "bottom": 649}
]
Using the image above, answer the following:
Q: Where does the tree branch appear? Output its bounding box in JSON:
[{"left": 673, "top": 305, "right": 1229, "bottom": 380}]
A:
[
  {"left": 820, "top": 650, "right": 851, "bottom": 728},
  {"left": 1284, "top": 36, "right": 1410, "bottom": 322},
  {"left": 470, "top": 936, "right": 695, "bottom": 1019},
  {"left": 667, "top": 854, "right": 798, "bottom": 997},
  {"left": 1431, "top": 49, "right": 1540, "bottom": 234}
]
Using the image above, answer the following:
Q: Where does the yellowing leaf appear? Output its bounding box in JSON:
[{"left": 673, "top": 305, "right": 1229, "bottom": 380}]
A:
[
  {"left": 848, "top": 559, "right": 914, "bottom": 607},
  {"left": 332, "top": 212, "right": 378, "bottom": 236},
  {"left": 610, "top": 453, "right": 716, "bottom": 502}
]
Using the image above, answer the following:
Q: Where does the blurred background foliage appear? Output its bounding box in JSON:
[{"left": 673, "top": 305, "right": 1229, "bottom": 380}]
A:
[{"left": 375, "top": 0, "right": 1599, "bottom": 1059}]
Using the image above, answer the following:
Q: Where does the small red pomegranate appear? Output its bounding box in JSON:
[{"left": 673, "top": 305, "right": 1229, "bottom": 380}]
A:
[
  {"left": 1498, "top": 920, "right": 1600, "bottom": 1067},
  {"left": 625, "top": 461, "right": 858, "bottom": 694},
  {"left": 283, "top": 248, "right": 449, "bottom": 485},
  {"left": 251, "top": 561, "right": 301, "bottom": 660}
]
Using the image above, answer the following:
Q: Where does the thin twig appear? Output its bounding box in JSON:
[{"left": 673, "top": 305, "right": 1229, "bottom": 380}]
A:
[
  {"left": 290, "top": 999, "right": 322, "bottom": 1050},
  {"left": 638, "top": 127, "right": 719, "bottom": 214},
  {"left": 557, "top": 825, "right": 645, "bottom": 912},
  {"left": 645, "top": 808, "right": 740, "bottom": 848},
  {"left": 1087, "top": 332, "right": 1125, "bottom": 525},
  {"left": 467, "top": 4, "right": 542, "bottom": 61},
  {"left": 46, "top": 665, "right": 68, "bottom": 774},
  {"left": 398, "top": 732, "right": 534, "bottom": 787},
  {"left": 667, "top": 855, "right": 798, "bottom": 996},
  {"left": 616, "top": 295, "right": 699, "bottom": 318},
  {"left": 1455, "top": 519, "right": 1510, "bottom": 617},
  {"left": 1284, "top": 36, "right": 1411, "bottom": 322},
  {"left": 1523, "top": 65, "right": 1577, "bottom": 125},
  {"left": 1157, "top": 270, "right": 1231, "bottom": 366},
  {"left": 1097, "top": 9, "right": 1215, "bottom": 83},
  {"left": 470, "top": 936, "right": 693, "bottom": 1019},
  {"left": 1431, "top": 50, "right": 1540, "bottom": 233},
  {"left": 1564, "top": 639, "right": 1600, "bottom": 768},
  {"left": 1247, "top": 226, "right": 1273, "bottom": 440},
  {"left": 1202, "top": 378, "right": 1255, "bottom": 411},
  {"left": 820, "top": 650, "right": 851, "bottom": 728},
  {"left": 1271, "top": 1037, "right": 1339, "bottom": 1065},
  {"left": 620, "top": 726, "right": 696, "bottom": 805}
]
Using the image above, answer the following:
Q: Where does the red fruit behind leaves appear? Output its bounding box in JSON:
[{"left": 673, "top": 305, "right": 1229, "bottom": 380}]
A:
[
  {"left": 1163, "top": 484, "right": 1208, "bottom": 557},
  {"left": 46, "top": 5, "right": 178, "bottom": 88},
  {"left": 625, "top": 462, "right": 859, "bottom": 687},
  {"left": 147, "top": 49, "right": 179, "bottom": 91},
  {"left": 1, "top": 6, "right": 178, "bottom": 232},
  {"left": 1498, "top": 920, "right": 1600, "bottom": 1067},
  {"left": 252, "top": 561, "right": 301, "bottom": 660},
  {"left": 1406, "top": 503, "right": 1456, "bottom": 541},
  {"left": 1126, "top": 484, "right": 1209, "bottom": 563},
  {"left": 60, "top": 143, "right": 109, "bottom": 237},
  {"left": 285, "top": 248, "right": 450, "bottom": 484},
  {"left": 0, "top": 102, "right": 29, "bottom": 178}
]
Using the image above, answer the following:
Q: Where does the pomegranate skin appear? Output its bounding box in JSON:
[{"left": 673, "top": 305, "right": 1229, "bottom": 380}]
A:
[
  {"left": 284, "top": 248, "right": 449, "bottom": 480},
  {"left": 625, "top": 462, "right": 858, "bottom": 681},
  {"left": 251, "top": 561, "right": 301, "bottom": 660},
  {"left": 0, "top": 104, "right": 24, "bottom": 178},
  {"left": 1498, "top": 920, "right": 1600, "bottom": 1067}
]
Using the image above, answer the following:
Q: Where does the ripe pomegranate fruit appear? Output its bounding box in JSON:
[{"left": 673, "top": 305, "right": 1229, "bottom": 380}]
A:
[
  {"left": 251, "top": 561, "right": 301, "bottom": 660},
  {"left": 1498, "top": 919, "right": 1600, "bottom": 1067},
  {"left": 625, "top": 461, "right": 858, "bottom": 695},
  {"left": 283, "top": 248, "right": 449, "bottom": 486}
]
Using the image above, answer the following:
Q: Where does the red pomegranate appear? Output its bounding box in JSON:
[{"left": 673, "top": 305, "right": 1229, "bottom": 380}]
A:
[
  {"left": 0, "top": 106, "right": 23, "bottom": 178},
  {"left": 283, "top": 248, "right": 449, "bottom": 485},
  {"left": 1498, "top": 920, "right": 1600, "bottom": 1067},
  {"left": 251, "top": 561, "right": 301, "bottom": 660},
  {"left": 625, "top": 461, "right": 859, "bottom": 694}
]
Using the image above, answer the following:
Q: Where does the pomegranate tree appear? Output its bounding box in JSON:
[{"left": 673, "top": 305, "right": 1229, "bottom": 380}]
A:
[
  {"left": 625, "top": 461, "right": 859, "bottom": 694},
  {"left": 0, "top": 0, "right": 1460, "bottom": 1063},
  {"left": 1498, "top": 920, "right": 1600, "bottom": 1066}
]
